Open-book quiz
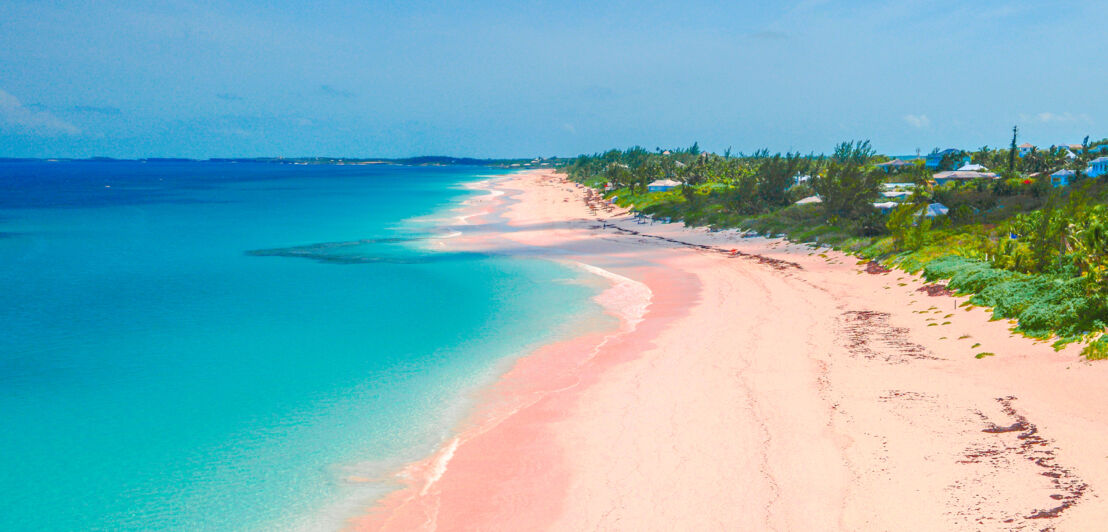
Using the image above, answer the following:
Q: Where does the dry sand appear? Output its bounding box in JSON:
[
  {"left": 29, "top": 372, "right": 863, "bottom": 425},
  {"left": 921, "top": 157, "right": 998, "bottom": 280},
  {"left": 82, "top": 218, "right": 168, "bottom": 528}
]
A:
[{"left": 352, "top": 169, "right": 1108, "bottom": 531}]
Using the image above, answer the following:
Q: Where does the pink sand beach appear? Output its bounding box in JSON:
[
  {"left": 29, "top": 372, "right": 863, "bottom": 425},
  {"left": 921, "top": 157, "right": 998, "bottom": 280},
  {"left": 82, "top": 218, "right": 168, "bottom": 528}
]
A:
[{"left": 350, "top": 169, "right": 1108, "bottom": 531}]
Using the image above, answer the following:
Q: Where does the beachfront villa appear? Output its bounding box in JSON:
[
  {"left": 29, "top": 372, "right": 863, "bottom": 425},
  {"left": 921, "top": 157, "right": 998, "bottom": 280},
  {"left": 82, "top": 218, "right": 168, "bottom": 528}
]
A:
[
  {"left": 1018, "top": 143, "right": 1035, "bottom": 157},
  {"left": 1087, "top": 157, "right": 1108, "bottom": 178},
  {"left": 647, "top": 179, "right": 680, "bottom": 192},
  {"left": 1051, "top": 169, "right": 1076, "bottom": 188},
  {"left": 932, "top": 170, "right": 999, "bottom": 185}
]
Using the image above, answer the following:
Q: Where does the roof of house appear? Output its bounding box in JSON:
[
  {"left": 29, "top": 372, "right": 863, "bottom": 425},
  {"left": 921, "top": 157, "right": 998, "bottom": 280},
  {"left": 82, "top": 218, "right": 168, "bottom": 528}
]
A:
[
  {"left": 924, "top": 203, "right": 949, "bottom": 217},
  {"left": 1019, "top": 143, "right": 1035, "bottom": 148},
  {"left": 928, "top": 148, "right": 961, "bottom": 158},
  {"left": 1051, "top": 169, "right": 1076, "bottom": 177},
  {"left": 877, "top": 158, "right": 913, "bottom": 167},
  {"left": 1090, "top": 156, "right": 1108, "bottom": 164},
  {"left": 956, "top": 163, "right": 988, "bottom": 171},
  {"left": 795, "top": 195, "right": 822, "bottom": 204},
  {"left": 648, "top": 179, "right": 681, "bottom": 187},
  {"left": 873, "top": 201, "right": 899, "bottom": 210}
]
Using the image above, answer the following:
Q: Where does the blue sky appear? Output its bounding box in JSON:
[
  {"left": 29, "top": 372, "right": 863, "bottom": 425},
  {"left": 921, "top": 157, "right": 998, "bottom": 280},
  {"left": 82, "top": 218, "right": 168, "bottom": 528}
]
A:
[{"left": 1, "top": 0, "right": 1105, "bottom": 158}]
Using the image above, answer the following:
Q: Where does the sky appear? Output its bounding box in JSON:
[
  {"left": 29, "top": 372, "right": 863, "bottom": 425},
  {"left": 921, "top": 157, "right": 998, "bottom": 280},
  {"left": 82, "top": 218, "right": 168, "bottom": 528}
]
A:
[{"left": 1, "top": 0, "right": 1106, "bottom": 159}]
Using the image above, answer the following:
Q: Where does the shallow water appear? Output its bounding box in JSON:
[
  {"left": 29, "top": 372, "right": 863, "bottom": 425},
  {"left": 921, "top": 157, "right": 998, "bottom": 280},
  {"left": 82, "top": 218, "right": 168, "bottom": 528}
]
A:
[{"left": 0, "top": 161, "right": 610, "bottom": 530}]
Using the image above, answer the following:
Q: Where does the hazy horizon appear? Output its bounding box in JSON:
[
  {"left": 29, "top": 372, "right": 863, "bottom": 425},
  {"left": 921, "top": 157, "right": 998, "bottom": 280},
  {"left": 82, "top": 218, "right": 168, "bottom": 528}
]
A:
[{"left": 3, "top": 0, "right": 1107, "bottom": 159}]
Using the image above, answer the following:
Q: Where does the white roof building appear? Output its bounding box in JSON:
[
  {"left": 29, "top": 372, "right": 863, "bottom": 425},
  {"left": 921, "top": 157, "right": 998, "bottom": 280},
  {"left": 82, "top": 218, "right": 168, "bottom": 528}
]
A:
[
  {"left": 956, "top": 163, "right": 988, "bottom": 172},
  {"left": 923, "top": 203, "right": 949, "bottom": 217}
]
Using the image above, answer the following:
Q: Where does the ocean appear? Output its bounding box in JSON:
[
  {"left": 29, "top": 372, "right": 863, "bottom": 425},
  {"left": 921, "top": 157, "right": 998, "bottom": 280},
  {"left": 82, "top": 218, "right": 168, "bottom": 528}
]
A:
[{"left": 0, "top": 161, "right": 609, "bottom": 530}]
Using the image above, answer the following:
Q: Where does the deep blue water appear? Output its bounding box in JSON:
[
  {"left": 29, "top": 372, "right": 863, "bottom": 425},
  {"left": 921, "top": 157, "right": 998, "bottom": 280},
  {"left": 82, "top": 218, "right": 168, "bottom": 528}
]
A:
[{"left": 0, "top": 161, "right": 606, "bottom": 530}]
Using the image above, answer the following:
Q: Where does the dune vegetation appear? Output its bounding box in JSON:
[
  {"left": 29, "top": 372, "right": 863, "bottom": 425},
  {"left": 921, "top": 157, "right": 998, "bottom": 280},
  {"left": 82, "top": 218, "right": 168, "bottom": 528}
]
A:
[{"left": 562, "top": 139, "right": 1108, "bottom": 358}]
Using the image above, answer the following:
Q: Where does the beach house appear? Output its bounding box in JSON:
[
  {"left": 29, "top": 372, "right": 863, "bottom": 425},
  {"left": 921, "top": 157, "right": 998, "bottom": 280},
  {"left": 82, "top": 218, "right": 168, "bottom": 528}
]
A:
[
  {"left": 1087, "top": 157, "right": 1108, "bottom": 178},
  {"left": 1018, "top": 143, "right": 1035, "bottom": 157},
  {"left": 647, "top": 179, "right": 680, "bottom": 192},
  {"left": 1052, "top": 145, "right": 1079, "bottom": 159},
  {"left": 1050, "top": 169, "right": 1076, "bottom": 188},
  {"left": 925, "top": 149, "right": 968, "bottom": 170}
]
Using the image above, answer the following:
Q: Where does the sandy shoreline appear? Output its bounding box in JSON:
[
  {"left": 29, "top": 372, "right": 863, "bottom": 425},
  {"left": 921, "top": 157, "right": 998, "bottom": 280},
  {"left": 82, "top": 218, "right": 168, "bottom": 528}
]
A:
[{"left": 351, "top": 169, "right": 1108, "bottom": 531}]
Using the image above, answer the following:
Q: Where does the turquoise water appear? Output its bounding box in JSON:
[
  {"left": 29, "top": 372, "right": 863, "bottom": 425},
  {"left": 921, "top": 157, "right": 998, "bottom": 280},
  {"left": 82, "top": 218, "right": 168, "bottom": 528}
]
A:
[{"left": 0, "top": 161, "right": 608, "bottom": 530}]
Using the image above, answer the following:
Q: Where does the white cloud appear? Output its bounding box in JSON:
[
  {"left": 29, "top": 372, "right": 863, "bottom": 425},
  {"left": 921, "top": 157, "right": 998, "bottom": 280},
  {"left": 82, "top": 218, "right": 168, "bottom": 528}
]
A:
[
  {"left": 903, "top": 114, "right": 930, "bottom": 128},
  {"left": 1020, "top": 112, "right": 1092, "bottom": 125},
  {"left": 0, "top": 89, "right": 81, "bottom": 135}
]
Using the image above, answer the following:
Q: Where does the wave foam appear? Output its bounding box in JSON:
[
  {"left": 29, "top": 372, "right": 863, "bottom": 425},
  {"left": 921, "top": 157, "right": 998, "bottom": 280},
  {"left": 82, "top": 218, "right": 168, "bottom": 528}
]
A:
[{"left": 574, "top": 262, "right": 653, "bottom": 330}]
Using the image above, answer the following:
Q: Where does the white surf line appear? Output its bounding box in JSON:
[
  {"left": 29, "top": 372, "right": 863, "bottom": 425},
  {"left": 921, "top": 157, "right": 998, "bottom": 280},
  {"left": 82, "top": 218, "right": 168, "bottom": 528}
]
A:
[
  {"left": 420, "top": 438, "right": 460, "bottom": 496},
  {"left": 574, "top": 261, "right": 652, "bottom": 331},
  {"left": 404, "top": 260, "right": 653, "bottom": 510},
  {"left": 452, "top": 180, "right": 506, "bottom": 225}
]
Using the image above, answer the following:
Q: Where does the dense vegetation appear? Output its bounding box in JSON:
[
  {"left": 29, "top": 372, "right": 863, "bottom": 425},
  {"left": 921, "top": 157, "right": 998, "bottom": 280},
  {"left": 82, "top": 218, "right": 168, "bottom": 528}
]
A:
[{"left": 561, "top": 138, "right": 1108, "bottom": 359}]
